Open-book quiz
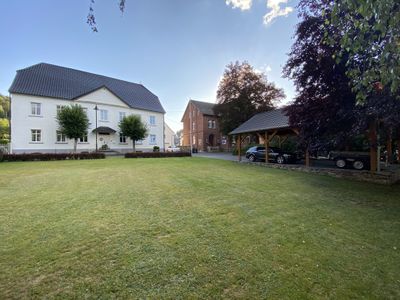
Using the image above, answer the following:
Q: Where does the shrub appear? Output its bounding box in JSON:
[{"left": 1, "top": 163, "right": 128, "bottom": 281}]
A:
[
  {"left": 2, "top": 152, "right": 105, "bottom": 162},
  {"left": 153, "top": 146, "right": 160, "bottom": 152},
  {"left": 125, "top": 152, "right": 191, "bottom": 158}
]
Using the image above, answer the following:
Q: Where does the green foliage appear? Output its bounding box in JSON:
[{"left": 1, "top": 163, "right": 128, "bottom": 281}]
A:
[
  {"left": 0, "top": 95, "right": 10, "bottom": 144},
  {"left": 153, "top": 146, "right": 160, "bottom": 152},
  {"left": 119, "top": 115, "right": 148, "bottom": 152},
  {"left": 56, "top": 105, "right": 89, "bottom": 152},
  {"left": 328, "top": 0, "right": 400, "bottom": 102},
  {"left": 215, "top": 61, "right": 285, "bottom": 135}
]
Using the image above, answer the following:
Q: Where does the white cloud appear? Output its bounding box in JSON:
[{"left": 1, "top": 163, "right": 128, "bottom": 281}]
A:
[
  {"left": 263, "top": 0, "right": 294, "bottom": 25},
  {"left": 255, "top": 65, "right": 272, "bottom": 74},
  {"left": 225, "top": 0, "right": 253, "bottom": 10}
]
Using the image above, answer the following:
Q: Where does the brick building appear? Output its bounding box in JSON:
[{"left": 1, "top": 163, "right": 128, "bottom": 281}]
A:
[{"left": 181, "top": 100, "right": 230, "bottom": 151}]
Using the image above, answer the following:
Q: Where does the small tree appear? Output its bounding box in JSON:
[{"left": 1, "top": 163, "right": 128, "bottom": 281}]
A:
[
  {"left": 119, "top": 115, "right": 148, "bottom": 152},
  {"left": 57, "top": 105, "right": 89, "bottom": 153}
]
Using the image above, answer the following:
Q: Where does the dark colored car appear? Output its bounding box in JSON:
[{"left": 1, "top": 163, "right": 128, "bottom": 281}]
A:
[{"left": 245, "top": 146, "right": 298, "bottom": 164}]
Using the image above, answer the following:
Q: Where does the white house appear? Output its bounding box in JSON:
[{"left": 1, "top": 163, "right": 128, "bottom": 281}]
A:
[
  {"left": 9, "top": 63, "right": 166, "bottom": 153},
  {"left": 164, "top": 123, "right": 176, "bottom": 148}
]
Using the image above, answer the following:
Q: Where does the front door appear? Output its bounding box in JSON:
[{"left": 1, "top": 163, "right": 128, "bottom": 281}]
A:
[{"left": 99, "top": 133, "right": 112, "bottom": 150}]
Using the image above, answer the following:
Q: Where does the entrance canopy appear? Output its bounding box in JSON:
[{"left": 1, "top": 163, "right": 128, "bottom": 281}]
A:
[{"left": 92, "top": 126, "right": 117, "bottom": 134}]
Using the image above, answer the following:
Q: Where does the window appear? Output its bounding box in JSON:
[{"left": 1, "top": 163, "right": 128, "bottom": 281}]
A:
[
  {"left": 208, "top": 120, "right": 216, "bottom": 129},
  {"left": 31, "top": 129, "right": 41, "bottom": 142},
  {"left": 149, "top": 115, "right": 156, "bottom": 125},
  {"left": 119, "top": 112, "right": 126, "bottom": 121},
  {"left": 192, "top": 122, "right": 196, "bottom": 131},
  {"left": 192, "top": 135, "right": 196, "bottom": 145},
  {"left": 149, "top": 134, "right": 156, "bottom": 144},
  {"left": 56, "top": 105, "right": 66, "bottom": 115},
  {"left": 136, "top": 139, "right": 143, "bottom": 145},
  {"left": 100, "top": 109, "right": 108, "bottom": 121},
  {"left": 31, "top": 103, "right": 41, "bottom": 116},
  {"left": 79, "top": 132, "right": 88, "bottom": 143},
  {"left": 119, "top": 133, "right": 127, "bottom": 143},
  {"left": 56, "top": 131, "right": 67, "bottom": 143}
]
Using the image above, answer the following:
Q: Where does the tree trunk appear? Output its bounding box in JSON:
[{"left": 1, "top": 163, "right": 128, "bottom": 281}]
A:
[
  {"left": 397, "top": 131, "right": 400, "bottom": 163},
  {"left": 369, "top": 120, "right": 378, "bottom": 172},
  {"left": 74, "top": 138, "right": 77, "bottom": 153},
  {"left": 386, "top": 128, "right": 393, "bottom": 164},
  {"left": 132, "top": 140, "right": 136, "bottom": 153}
]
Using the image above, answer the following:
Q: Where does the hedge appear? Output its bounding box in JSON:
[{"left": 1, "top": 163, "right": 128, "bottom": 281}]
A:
[
  {"left": 1, "top": 152, "right": 105, "bottom": 162},
  {"left": 125, "top": 152, "right": 191, "bottom": 158}
]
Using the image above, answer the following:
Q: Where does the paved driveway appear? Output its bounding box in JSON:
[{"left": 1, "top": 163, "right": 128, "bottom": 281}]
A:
[{"left": 193, "top": 152, "right": 239, "bottom": 161}]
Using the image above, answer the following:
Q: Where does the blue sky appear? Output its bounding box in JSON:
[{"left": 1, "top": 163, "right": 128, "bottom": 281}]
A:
[{"left": 0, "top": 0, "right": 299, "bottom": 131}]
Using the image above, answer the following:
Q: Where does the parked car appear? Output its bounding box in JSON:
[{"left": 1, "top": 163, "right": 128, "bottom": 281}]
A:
[
  {"left": 245, "top": 146, "right": 298, "bottom": 164},
  {"left": 166, "top": 146, "right": 181, "bottom": 153},
  {"left": 329, "top": 151, "right": 370, "bottom": 170}
]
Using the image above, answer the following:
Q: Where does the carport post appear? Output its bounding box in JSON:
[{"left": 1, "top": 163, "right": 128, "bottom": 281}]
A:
[
  {"left": 265, "top": 131, "right": 269, "bottom": 163},
  {"left": 237, "top": 134, "right": 241, "bottom": 162},
  {"left": 305, "top": 147, "right": 310, "bottom": 167}
]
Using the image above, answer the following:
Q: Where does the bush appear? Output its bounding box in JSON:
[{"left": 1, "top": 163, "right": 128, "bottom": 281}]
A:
[
  {"left": 2, "top": 152, "right": 105, "bottom": 162},
  {"left": 153, "top": 146, "right": 160, "bottom": 152},
  {"left": 125, "top": 152, "right": 191, "bottom": 158}
]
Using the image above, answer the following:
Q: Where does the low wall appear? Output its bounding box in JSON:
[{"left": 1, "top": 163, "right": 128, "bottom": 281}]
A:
[{"left": 240, "top": 161, "right": 400, "bottom": 185}]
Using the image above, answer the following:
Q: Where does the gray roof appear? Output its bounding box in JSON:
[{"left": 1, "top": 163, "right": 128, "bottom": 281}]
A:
[
  {"left": 229, "top": 108, "right": 289, "bottom": 135},
  {"left": 9, "top": 63, "right": 165, "bottom": 113},
  {"left": 190, "top": 100, "right": 216, "bottom": 116}
]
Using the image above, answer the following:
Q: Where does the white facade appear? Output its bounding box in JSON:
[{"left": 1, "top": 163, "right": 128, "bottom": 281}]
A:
[
  {"left": 10, "top": 87, "right": 165, "bottom": 153},
  {"left": 164, "top": 123, "right": 176, "bottom": 148}
]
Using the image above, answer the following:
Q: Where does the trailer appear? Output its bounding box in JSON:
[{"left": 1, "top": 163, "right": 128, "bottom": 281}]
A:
[{"left": 329, "top": 151, "right": 370, "bottom": 170}]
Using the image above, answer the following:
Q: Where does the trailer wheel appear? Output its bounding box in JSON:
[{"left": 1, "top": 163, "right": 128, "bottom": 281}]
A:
[
  {"left": 353, "top": 160, "right": 365, "bottom": 170},
  {"left": 335, "top": 158, "right": 346, "bottom": 168}
]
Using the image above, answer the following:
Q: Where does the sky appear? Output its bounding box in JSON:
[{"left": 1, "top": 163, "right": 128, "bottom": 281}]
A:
[{"left": 0, "top": 0, "right": 299, "bottom": 132}]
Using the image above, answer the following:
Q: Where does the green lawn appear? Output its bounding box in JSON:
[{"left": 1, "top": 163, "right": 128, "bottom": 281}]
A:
[{"left": 0, "top": 157, "right": 399, "bottom": 299}]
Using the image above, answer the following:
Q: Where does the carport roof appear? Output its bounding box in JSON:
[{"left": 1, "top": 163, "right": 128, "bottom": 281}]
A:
[{"left": 229, "top": 108, "right": 289, "bottom": 135}]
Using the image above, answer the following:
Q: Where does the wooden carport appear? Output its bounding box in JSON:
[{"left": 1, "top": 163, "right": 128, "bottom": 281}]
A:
[{"left": 229, "top": 108, "right": 311, "bottom": 167}]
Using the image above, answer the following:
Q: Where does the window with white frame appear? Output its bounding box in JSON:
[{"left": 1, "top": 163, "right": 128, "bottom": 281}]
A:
[
  {"left": 31, "top": 102, "right": 41, "bottom": 116},
  {"left": 192, "top": 135, "right": 196, "bottom": 145},
  {"left": 208, "top": 120, "right": 212, "bottom": 129},
  {"left": 79, "top": 132, "right": 88, "bottom": 143},
  {"left": 149, "top": 134, "right": 156, "bottom": 144},
  {"left": 119, "top": 112, "right": 126, "bottom": 121},
  {"left": 56, "top": 105, "right": 66, "bottom": 115},
  {"left": 56, "top": 131, "right": 67, "bottom": 143},
  {"left": 149, "top": 115, "right": 156, "bottom": 125},
  {"left": 119, "top": 133, "right": 127, "bottom": 143},
  {"left": 212, "top": 120, "right": 216, "bottom": 129},
  {"left": 31, "top": 129, "right": 41, "bottom": 142},
  {"left": 192, "top": 122, "right": 196, "bottom": 131},
  {"left": 100, "top": 109, "right": 108, "bottom": 121}
]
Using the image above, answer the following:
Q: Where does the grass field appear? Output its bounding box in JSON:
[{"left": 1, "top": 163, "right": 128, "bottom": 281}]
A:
[{"left": 0, "top": 157, "right": 399, "bottom": 299}]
